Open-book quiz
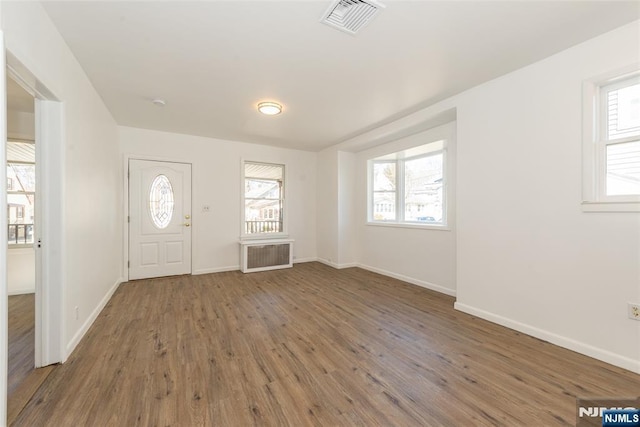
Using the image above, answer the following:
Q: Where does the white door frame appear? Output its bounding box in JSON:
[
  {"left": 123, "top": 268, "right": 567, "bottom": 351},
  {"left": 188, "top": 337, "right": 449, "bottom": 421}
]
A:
[
  {"left": 1, "top": 29, "right": 9, "bottom": 426},
  {"left": 123, "top": 155, "right": 193, "bottom": 281},
  {"left": 6, "top": 51, "right": 64, "bottom": 368}
]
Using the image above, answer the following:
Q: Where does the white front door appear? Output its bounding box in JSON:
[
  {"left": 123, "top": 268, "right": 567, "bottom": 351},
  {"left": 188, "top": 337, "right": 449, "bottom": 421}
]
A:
[{"left": 129, "top": 160, "right": 192, "bottom": 280}]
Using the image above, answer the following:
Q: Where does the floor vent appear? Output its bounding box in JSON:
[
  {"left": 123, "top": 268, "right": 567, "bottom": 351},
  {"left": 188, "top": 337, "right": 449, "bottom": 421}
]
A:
[
  {"left": 240, "top": 239, "right": 294, "bottom": 273},
  {"left": 320, "top": 0, "right": 385, "bottom": 35}
]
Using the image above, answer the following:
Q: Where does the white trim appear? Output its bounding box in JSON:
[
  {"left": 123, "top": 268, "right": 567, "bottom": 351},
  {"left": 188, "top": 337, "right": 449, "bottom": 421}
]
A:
[
  {"left": 240, "top": 159, "right": 288, "bottom": 240},
  {"left": 193, "top": 266, "right": 240, "bottom": 275},
  {"left": 8, "top": 289, "right": 35, "bottom": 296},
  {"left": 123, "top": 154, "right": 194, "bottom": 281},
  {"left": 581, "top": 201, "right": 640, "bottom": 213},
  {"left": 316, "top": 260, "right": 457, "bottom": 299},
  {"left": 454, "top": 302, "right": 640, "bottom": 375},
  {"left": 6, "top": 52, "right": 66, "bottom": 369},
  {"left": 0, "top": 30, "right": 8, "bottom": 426},
  {"left": 582, "top": 64, "right": 640, "bottom": 212},
  {"left": 358, "top": 263, "right": 456, "bottom": 297},
  {"left": 365, "top": 221, "right": 451, "bottom": 231},
  {"left": 35, "top": 99, "right": 65, "bottom": 367},
  {"left": 192, "top": 257, "right": 319, "bottom": 275},
  {"left": 316, "top": 258, "right": 357, "bottom": 269},
  {"left": 366, "top": 125, "right": 454, "bottom": 228},
  {"left": 65, "top": 278, "right": 122, "bottom": 360},
  {"left": 292, "top": 257, "right": 318, "bottom": 264}
]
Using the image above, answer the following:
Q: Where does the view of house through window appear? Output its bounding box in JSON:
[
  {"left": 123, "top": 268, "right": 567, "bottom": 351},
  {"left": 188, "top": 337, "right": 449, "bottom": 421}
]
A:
[
  {"left": 370, "top": 140, "right": 446, "bottom": 226},
  {"left": 244, "top": 161, "right": 284, "bottom": 235},
  {"left": 602, "top": 76, "right": 640, "bottom": 196},
  {"left": 7, "top": 140, "right": 35, "bottom": 245}
]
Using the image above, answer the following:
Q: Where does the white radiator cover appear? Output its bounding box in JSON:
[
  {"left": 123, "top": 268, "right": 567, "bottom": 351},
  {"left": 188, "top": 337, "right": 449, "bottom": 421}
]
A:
[{"left": 239, "top": 239, "right": 294, "bottom": 273}]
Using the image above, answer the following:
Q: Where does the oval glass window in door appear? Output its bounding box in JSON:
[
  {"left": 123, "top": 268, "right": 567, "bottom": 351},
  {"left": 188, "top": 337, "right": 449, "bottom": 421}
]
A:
[{"left": 149, "top": 174, "right": 174, "bottom": 229}]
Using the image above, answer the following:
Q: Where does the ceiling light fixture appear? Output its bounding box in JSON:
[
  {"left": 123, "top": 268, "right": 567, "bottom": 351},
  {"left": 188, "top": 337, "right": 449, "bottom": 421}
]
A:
[
  {"left": 258, "top": 102, "right": 282, "bottom": 115},
  {"left": 152, "top": 99, "right": 166, "bottom": 107}
]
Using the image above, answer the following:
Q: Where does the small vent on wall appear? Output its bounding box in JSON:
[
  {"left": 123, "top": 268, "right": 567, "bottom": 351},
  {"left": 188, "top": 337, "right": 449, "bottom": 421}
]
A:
[{"left": 321, "top": 0, "right": 385, "bottom": 35}]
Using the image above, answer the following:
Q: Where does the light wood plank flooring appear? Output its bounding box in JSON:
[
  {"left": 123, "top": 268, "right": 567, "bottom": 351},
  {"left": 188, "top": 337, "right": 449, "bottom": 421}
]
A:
[
  {"left": 12, "top": 263, "right": 640, "bottom": 426},
  {"left": 8, "top": 294, "right": 36, "bottom": 397},
  {"left": 7, "top": 294, "right": 56, "bottom": 425}
]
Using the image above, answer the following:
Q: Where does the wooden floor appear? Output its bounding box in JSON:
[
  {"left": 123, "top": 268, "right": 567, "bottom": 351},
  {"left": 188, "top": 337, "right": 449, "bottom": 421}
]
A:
[
  {"left": 8, "top": 294, "right": 35, "bottom": 397},
  {"left": 11, "top": 263, "right": 640, "bottom": 426},
  {"left": 7, "top": 294, "right": 56, "bottom": 426}
]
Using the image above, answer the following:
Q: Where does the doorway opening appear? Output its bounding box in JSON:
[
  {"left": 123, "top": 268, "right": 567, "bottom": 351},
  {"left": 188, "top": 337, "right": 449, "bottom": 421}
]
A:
[
  {"left": 6, "top": 72, "right": 44, "bottom": 423},
  {"left": 4, "top": 53, "right": 64, "bottom": 424}
]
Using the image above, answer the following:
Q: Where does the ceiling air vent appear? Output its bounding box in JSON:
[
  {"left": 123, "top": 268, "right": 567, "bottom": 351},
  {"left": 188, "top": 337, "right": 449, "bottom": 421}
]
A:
[{"left": 321, "top": 0, "right": 385, "bottom": 35}]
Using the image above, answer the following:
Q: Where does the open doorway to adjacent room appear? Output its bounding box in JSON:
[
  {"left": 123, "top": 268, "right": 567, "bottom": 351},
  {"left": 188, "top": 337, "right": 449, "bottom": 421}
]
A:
[{"left": 5, "top": 73, "right": 55, "bottom": 424}]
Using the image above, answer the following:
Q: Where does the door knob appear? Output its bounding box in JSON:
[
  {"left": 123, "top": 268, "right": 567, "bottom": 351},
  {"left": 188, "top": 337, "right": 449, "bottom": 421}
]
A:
[
  {"left": 185, "top": 215, "right": 191, "bottom": 219},
  {"left": 183, "top": 223, "right": 191, "bottom": 227}
]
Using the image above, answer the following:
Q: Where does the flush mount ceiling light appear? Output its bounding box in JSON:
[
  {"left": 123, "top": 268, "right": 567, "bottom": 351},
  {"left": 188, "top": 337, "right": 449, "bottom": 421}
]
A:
[
  {"left": 257, "top": 102, "right": 282, "bottom": 116},
  {"left": 151, "top": 98, "right": 166, "bottom": 107}
]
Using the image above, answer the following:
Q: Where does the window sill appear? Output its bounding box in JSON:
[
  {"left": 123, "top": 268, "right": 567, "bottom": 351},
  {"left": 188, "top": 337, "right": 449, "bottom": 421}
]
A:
[
  {"left": 581, "top": 201, "right": 640, "bottom": 213},
  {"left": 239, "top": 233, "right": 290, "bottom": 242},
  {"left": 7, "top": 245, "right": 34, "bottom": 250},
  {"left": 366, "top": 221, "right": 451, "bottom": 231}
]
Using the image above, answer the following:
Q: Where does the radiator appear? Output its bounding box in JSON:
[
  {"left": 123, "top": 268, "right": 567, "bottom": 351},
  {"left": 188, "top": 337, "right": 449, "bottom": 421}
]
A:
[{"left": 239, "top": 239, "right": 294, "bottom": 273}]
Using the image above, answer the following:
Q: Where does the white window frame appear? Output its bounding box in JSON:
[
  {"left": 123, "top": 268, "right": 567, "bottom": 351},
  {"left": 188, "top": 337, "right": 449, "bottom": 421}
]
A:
[
  {"left": 7, "top": 158, "right": 36, "bottom": 248},
  {"left": 368, "top": 139, "right": 449, "bottom": 229},
  {"left": 240, "top": 160, "right": 288, "bottom": 240},
  {"left": 582, "top": 65, "right": 640, "bottom": 212}
]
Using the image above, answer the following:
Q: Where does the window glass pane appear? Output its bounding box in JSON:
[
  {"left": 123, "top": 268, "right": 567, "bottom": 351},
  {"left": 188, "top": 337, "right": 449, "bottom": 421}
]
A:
[
  {"left": 245, "top": 179, "right": 280, "bottom": 200},
  {"left": 244, "top": 162, "right": 284, "bottom": 234},
  {"left": 607, "top": 82, "right": 640, "bottom": 140},
  {"left": 245, "top": 199, "right": 282, "bottom": 234},
  {"left": 372, "top": 162, "right": 396, "bottom": 221},
  {"left": 373, "top": 162, "right": 396, "bottom": 191},
  {"left": 372, "top": 192, "right": 396, "bottom": 221},
  {"left": 7, "top": 194, "right": 35, "bottom": 245},
  {"left": 404, "top": 154, "right": 444, "bottom": 223},
  {"left": 149, "top": 175, "right": 174, "bottom": 229},
  {"left": 606, "top": 140, "right": 640, "bottom": 196},
  {"left": 7, "top": 161, "right": 35, "bottom": 245},
  {"left": 7, "top": 163, "right": 35, "bottom": 192}
]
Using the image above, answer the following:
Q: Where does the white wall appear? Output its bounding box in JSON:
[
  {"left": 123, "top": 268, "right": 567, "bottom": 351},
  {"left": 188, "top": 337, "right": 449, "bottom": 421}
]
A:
[
  {"left": 2, "top": 2, "right": 123, "bottom": 360},
  {"left": 337, "top": 151, "right": 357, "bottom": 266},
  {"left": 327, "top": 20, "right": 640, "bottom": 373},
  {"left": 353, "top": 123, "right": 457, "bottom": 296},
  {"left": 7, "top": 249, "right": 34, "bottom": 295},
  {"left": 119, "top": 126, "right": 317, "bottom": 273},
  {"left": 316, "top": 147, "right": 340, "bottom": 267},
  {"left": 316, "top": 147, "right": 339, "bottom": 266},
  {"left": 7, "top": 110, "right": 34, "bottom": 140},
  {"left": 316, "top": 148, "right": 357, "bottom": 268},
  {"left": 453, "top": 21, "right": 640, "bottom": 372}
]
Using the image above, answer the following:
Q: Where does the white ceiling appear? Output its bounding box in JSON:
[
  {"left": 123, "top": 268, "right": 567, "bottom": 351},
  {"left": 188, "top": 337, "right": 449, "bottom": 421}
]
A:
[{"left": 41, "top": 1, "right": 640, "bottom": 151}]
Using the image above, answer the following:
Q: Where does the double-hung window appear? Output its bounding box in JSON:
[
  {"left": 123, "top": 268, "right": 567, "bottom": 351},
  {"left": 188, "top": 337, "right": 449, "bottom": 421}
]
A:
[
  {"left": 243, "top": 161, "right": 285, "bottom": 236},
  {"left": 583, "top": 69, "right": 640, "bottom": 211},
  {"left": 369, "top": 139, "right": 447, "bottom": 227},
  {"left": 7, "top": 140, "right": 36, "bottom": 246}
]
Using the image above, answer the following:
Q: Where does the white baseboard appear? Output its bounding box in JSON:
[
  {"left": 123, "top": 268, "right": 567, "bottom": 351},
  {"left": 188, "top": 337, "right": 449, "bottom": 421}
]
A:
[
  {"left": 65, "top": 277, "right": 123, "bottom": 360},
  {"left": 193, "top": 266, "right": 240, "bottom": 275},
  {"left": 316, "top": 258, "right": 358, "bottom": 269},
  {"left": 8, "top": 287, "right": 35, "bottom": 296},
  {"left": 454, "top": 302, "right": 640, "bottom": 375},
  {"left": 293, "top": 257, "right": 317, "bottom": 264},
  {"left": 357, "top": 263, "right": 457, "bottom": 297}
]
